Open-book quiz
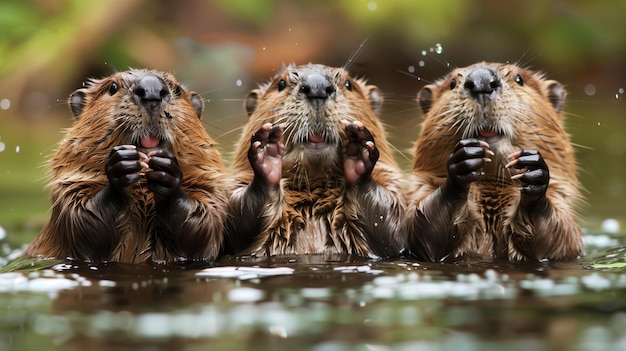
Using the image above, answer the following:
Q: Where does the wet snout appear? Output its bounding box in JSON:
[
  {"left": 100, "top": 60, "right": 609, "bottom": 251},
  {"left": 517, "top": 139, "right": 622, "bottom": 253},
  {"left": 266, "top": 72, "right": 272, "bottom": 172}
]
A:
[
  {"left": 299, "top": 73, "right": 336, "bottom": 101},
  {"left": 134, "top": 74, "right": 170, "bottom": 114},
  {"left": 464, "top": 67, "right": 501, "bottom": 107}
]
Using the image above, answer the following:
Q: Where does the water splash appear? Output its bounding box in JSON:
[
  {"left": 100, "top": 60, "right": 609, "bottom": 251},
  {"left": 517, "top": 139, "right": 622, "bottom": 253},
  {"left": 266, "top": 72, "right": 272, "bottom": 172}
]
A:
[
  {"left": 434, "top": 43, "right": 443, "bottom": 54},
  {"left": 602, "top": 218, "right": 620, "bottom": 233}
]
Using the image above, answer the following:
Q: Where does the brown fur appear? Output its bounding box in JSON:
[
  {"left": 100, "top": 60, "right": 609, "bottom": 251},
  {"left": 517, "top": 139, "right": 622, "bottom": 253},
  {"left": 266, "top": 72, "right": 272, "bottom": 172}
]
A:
[
  {"left": 405, "top": 62, "right": 584, "bottom": 261},
  {"left": 24, "top": 69, "right": 227, "bottom": 263},
  {"left": 225, "top": 63, "right": 405, "bottom": 258}
]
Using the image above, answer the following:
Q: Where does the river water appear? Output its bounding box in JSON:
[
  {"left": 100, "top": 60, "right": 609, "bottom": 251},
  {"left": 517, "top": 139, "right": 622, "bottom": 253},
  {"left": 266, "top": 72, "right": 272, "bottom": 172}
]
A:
[{"left": 0, "top": 232, "right": 625, "bottom": 350}]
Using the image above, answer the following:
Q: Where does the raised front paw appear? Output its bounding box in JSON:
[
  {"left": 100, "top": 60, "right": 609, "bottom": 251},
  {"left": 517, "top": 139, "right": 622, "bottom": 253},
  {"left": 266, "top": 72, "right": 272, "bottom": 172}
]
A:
[
  {"left": 506, "top": 149, "right": 549, "bottom": 206},
  {"left": 106, "top": 145, "right": 146, "bottom": 197},
  {"left": 248, "top": 123, "right": 284, "bottom": 185},
  {"left": 145, "top": 149, "right": 182, "bottom": 202},
  {"left": 342, "top": 120, "right": 380, "bottom": 185},
  {"left": 446, "top": 139, "right": 493, "bottom": 193}
]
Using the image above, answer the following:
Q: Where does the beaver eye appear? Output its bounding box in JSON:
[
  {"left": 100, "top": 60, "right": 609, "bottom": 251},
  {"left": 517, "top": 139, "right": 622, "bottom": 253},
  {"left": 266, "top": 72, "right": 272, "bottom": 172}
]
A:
[
  {"left": 514, "top": 74, "right": 524, "bottom": 86},
  {"left": 450, "top": 79, "right": 457, "bottom": 90},
  {"left": 278, "top": 79, "right": 287, "bottom": 92},
  {"left": 174, "top": 85, "right": 182, "bottom": 96},
  {"left": 344, "top": 79, "right": 353, "bottom": 91},
  {"left": 108, "top": 82, "right": 119, "bottom": 95}
]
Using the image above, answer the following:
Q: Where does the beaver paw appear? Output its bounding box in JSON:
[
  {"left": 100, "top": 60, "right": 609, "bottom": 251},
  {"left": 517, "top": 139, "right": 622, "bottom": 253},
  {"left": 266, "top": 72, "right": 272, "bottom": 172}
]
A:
[
  {"left": 106, "top": 145, "right": 145, "bottom": 197},
  {"left": 446, "top": 139, "right": 493, "bottom": 193},
  {"left": 248, "top": 123, "right": 284, "bottom": 185},
  {"left": 506, "top": 149, "right": 549, "bottom": 206},
  {"left": 143, "top": 149, "right": 182, "bottom": 202},
  {"left": 342, "top": 120, "right": 380, "bottom": 185}
]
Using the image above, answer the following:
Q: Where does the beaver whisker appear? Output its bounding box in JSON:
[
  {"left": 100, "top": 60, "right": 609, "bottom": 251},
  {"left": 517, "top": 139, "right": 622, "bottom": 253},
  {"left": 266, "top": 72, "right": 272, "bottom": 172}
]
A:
[
  {"left": 407, "top": 62, "right": 583, "bottom": 262},
  {"left": 25, "top": 69, "right": 227, "bottom": 264}
]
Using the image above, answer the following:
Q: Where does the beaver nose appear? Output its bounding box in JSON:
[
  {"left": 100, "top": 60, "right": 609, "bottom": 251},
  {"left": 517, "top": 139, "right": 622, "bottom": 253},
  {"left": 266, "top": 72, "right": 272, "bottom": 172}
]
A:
[
  {"left": 464, "top": 68, "right": 500, "bottom": 95},
  {"left": 134, "top": 75, "right": 170, "bottom": 103},
  {"left": 300, "top": 74, "right": 336, "bottom": 100}
]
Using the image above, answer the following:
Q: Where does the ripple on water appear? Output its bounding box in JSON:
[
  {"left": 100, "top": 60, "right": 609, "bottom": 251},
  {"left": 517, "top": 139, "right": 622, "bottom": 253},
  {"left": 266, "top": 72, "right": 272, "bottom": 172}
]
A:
[{"left": 196, "top": 266, "right": 295, "bottom": 280}]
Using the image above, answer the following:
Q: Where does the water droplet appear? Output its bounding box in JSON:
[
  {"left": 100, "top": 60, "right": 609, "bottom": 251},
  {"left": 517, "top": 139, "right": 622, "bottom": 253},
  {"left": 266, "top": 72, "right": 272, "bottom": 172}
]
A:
[
  {"left": 288, "top": 28, "right": 292, "bottom": 32},
  {"left": 418, "top": 60, "right": 425, "bottom": 67},
  {"left": 429, "top": 47, "right": 434, "bottom": 53},
  {"left": 262, "top": 47, "right": 266, "bottom": 51},
  {"left": 616, "top": 94, "right": 620, "bottom": 100},
  {"left": 0, "top": 99, "right": 10, "bottom": 110},
  {"left": 0, "top": 142, "right": 5, "bottom": 152},
  {"left": 421, "top": 50, "right": 427, "bottom": 56},
  {"left": 601, "top": 218, "right": 620, "bottom": 233},
  {"left": 15, "top": 145, "right": 20, "bottom": 153},
  {"left": 367, "top": 1, "right": 377, "bottom": 11},
  {"left": 417, "top": 77, "right": 421, "bottom": 81},
  {"left": 584, "top": 84, "right": 596, "bottom": 96},
  {"left": 434, "top": 43, "right": 443, "bottom": 54},
  {"left": 619, "top": 88, "right": 624, "bottom": 94},
  {"left": 236, "top": 79, "right": 243, "bottom": 87},
  {"left": 408, "top": 65, "right": 415, "bottom": 73}
]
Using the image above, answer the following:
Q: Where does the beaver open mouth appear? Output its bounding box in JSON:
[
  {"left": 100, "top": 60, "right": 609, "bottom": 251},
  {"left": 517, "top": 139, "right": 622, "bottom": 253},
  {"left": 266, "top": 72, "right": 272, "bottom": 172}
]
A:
[
  {"left": 140, "top": 134, "right": 160, "bottom": 149},
  {"left": 304, "top": 134, "right": 330, "bottom": 150},
  {"left": 476, "top": 129, "right": 502, "bottom": 144}
]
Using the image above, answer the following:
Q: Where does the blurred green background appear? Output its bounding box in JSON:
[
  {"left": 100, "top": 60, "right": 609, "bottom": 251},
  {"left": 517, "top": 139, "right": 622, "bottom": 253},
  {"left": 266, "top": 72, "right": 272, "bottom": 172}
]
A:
[{"left": 1, "top": 0, "right": 625, "bottom": 244}]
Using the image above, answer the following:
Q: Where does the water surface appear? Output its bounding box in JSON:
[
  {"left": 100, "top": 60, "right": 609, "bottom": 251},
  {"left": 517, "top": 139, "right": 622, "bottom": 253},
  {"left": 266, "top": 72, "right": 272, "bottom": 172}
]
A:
[{"left": 1, "top": 235, "right": 625, "bottom": 351}]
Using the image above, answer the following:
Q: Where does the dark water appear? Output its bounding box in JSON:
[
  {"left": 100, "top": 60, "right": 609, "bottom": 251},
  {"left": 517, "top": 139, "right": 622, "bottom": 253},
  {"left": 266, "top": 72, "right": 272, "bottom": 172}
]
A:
[{"left": 1, "top": 235, "right": 626, "bottom": 351}]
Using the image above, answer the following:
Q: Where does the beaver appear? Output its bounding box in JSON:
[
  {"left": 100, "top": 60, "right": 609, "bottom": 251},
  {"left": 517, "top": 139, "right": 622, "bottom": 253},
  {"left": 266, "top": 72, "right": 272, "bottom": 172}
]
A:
[
  {"left": 23, "top": 69, "right": 227, "bottom": 263},
  {"left": 404, "top": 62, "right": 584, "bottom": 262},
  {"left": 224, "top": 63, "right": 405, "bottom": 258}
]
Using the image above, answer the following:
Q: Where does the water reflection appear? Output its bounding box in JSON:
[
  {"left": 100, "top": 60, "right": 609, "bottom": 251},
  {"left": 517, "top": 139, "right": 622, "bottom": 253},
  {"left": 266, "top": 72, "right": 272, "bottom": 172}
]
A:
[{"left": 0, "top": 240, "right": 625, "bottom": 350}]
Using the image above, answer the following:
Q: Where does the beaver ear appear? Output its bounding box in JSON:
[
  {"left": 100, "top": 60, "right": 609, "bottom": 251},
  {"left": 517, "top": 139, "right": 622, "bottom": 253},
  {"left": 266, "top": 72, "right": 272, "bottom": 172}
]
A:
[
  {"left": 190, "top": 92, "right": 204, "bottom": 118},
  {"left": 417, "top": 85, "right": 434, "bottom": 114},
  {"left": 245, "top": 89, "right": 260, "bottom": 117},
  {"left": 69, "top": 90, "right": 87, "bottom": 118},
  {"left": 545, "top": 80, "right": 566, "bottom": 112},
  {"left": 367, "top": 86, "right": 384, "bottom": 115}
]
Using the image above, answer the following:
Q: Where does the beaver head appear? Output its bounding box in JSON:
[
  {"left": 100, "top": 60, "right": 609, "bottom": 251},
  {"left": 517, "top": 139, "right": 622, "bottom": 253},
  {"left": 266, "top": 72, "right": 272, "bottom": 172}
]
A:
[
  {"left": 244, "top": 63, "right": 383, "bottom": 176},
  {"left": 68, "top": 69, "right": 204, "bottom": 155}
]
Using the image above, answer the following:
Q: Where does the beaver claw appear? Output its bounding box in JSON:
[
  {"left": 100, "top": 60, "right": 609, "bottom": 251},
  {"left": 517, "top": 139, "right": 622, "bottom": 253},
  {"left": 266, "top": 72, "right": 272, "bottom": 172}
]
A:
[
  {"left": 106, "top": 145, "right": 143, "bottom": 197},
  {"left": 507, "top": 149, "right": 549, "bottom": 206},
  {"left": 248, "top": 123, "right": 284, "bottom": 185},
  {"left": 446, "top": 139, "right": 492, "bottom": 193},
  {"left": 145, "top": 149, "right": 182, "bottom": 202},
  {"left": 343, "top": 120, "right": 379, "bottom": 185}
]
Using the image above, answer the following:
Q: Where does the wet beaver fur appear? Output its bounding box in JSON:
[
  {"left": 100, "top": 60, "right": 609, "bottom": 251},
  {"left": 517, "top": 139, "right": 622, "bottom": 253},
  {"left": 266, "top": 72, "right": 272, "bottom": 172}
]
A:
[
  {"left": 24, "top": 69, "right": 227, "bottom": 263},
  {"left": 224, "top": 63, "right": 405, "bottom": 258},
  {"left": 404, "top": 62, "right": 584, "bottom": 261}
]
